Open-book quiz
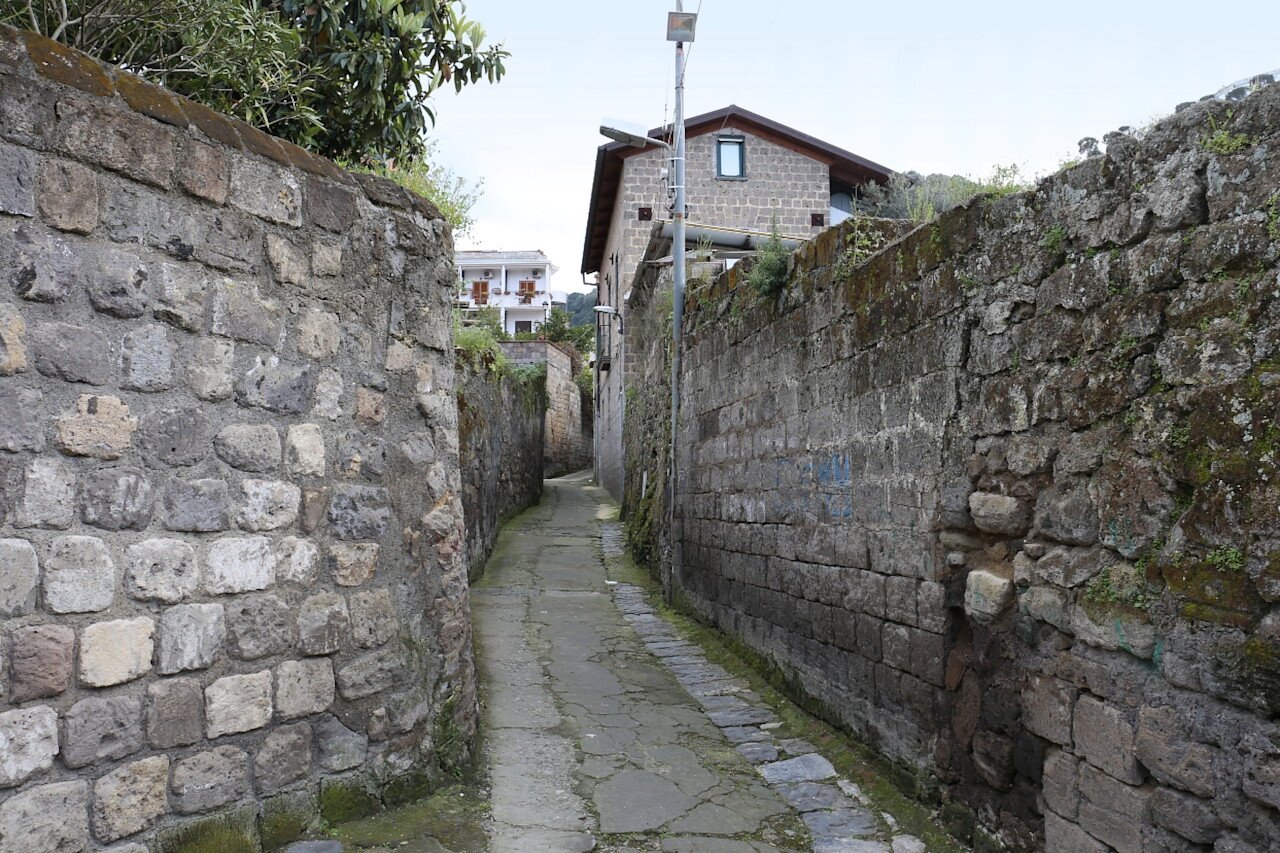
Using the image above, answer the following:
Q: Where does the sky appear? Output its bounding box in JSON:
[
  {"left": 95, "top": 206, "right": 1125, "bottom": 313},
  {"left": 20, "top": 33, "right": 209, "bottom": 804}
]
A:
[{"left": 428, "top": 0, "right": 1280, "bottom": 294}]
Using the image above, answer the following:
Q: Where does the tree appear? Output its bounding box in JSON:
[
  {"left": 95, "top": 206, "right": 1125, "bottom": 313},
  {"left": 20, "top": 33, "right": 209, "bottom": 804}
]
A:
[
  {"left": 1, "top": 0, "right": 508, "bottom": 163},
  {"left": 541, "top": 308, "right": 593, "bottom": 354},
  {"left": 565, "top": 289, "right": 597, "bottom": 328}
]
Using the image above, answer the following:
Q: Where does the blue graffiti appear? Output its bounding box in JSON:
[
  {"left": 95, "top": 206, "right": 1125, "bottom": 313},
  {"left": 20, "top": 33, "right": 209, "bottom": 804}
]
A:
[{"left": 772, "top": 454, "right": 856, "bottom": 519}]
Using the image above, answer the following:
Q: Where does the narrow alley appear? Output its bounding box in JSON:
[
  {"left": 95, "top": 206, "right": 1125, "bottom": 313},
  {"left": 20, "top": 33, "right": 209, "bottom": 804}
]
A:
[{"left": 471, "top": 472, "right": 939, "bottom": 853}]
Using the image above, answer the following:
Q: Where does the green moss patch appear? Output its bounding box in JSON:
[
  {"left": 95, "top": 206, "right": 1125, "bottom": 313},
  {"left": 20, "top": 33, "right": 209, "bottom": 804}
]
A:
[
  {"left": 157, "top": 813, "right": 259, "bottom": 853},
  {"left": 320, "top": 779, "right": 383, "bottom": 825},
  {"left": 327, "top": 783, "right": 489, "bottom": 851}
]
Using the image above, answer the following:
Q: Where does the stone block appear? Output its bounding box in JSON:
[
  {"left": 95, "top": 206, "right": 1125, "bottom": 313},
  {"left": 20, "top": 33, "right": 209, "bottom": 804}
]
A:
[
  {"left": 298, "top": 591, "right": 349, "bottom": 655},
  {"left": 211, "top": 278, "right": 281, "bottom": 346},
  {"left": 205, "top": 536, "right": 275, "bottom": 594},
  {"left": 121, "top": 325, "right": 175, "bottom": 391},
  {"left": 276, "top": 658, "right": 336, "bottom": 719},
  {"left": 1073, "top": 694, "right": 1143, "bottom": 784},
  {"left": 57, "top": 97, "right": 176, "bottom": 188},
  {"left": 86, "top": 246, "right": 150, "bottom": 318},
  {"left": 312, "top": 367, "right": 344, "bottom": 420},
  {"left": 1020, "top": 586, "right": 1070, "bottom": 631},
  {"left": 286, "top": 424, "right": 326, "bottom": 476},
  {"left": 0, "top": 781, "right": 89, "bottom": 853},
  {"left": 9, "top": 624, "right": 73, "bottom": 702},
  {"left": 1034, "top": 546, "right": 1109, "bottom": 589},
  {"left": 55, "top": 394, "right": 137, "bottom": 459},
  {"left": 336, "top": 430, "right": 388, "bottom": 480},
  {"left": 297, "top": 308, "right": 340, "bottom": 359},
  {"left": 0, "top": 142, "right": 35, "bottom": 217},
  {"left": 255, "top": 723, "right": 313, "bottom": 794},
  {"left": 328, "top": 486, "right": 390, "bottom": 540},
  {"left": 146, "top": 677, "right": 203, "bottom": 749},
  {"left": 171, "top": 746, "right": 251, "bottom": 814},
  {"left": 266, "top": 234, "right": 307, "bottom": 285},
  {"left": 31, "top": 322, "right": 111, "bottom": 383},
  {"left": 163, "top": 478, "right": 229, "bottom": 532},
  {"left": 238, "top": 479, "right": 300, "bottom": 531},
  {"left": 1077, "top": 764, "right": 1151, "bottom": 852},
  {"left": 301, "top": 487, "right": 329, "bottom": 533},
  {"left": 215, "top": 424, "right": 281, "bottom": 472},
  {"left": 0, "top": 538, "right": 39, "bottom": 616},
  {"left": 331, "top": 543, "right": 379, "bottom": 587},
  {"left": 971, "top": 731, "right": 1015, "bottom": 791},
  {"left": 237, "top": 355, "right": 315, "bottom": 414},
  {"left": 0, "top": 305, "right": 27, "bottom": 376},
  {"left": 186, "top": 337, "right": 234, "bottom": 400},
  {"left": 43, "top": 534, "right": 113, "bottom": 613},
  {"left": 125, "top": 538, "right": 198, "bottom": 603},
  {"left": 229, "top": 156, "right": 301, "bottom": 226},
  {"left": 337, "top": 647, "right": 405, "bottom": 700},
  {"left": 205, "top": 671, "right": 272, "bottom": 738},
  {"left": 350, "top": 588, "right": 397, "bottom": 648},
  {"left": 1136, "top": 704, "right": 1216, "bottom": 797},
  {"left": 62, "top": 695, "right": 143, "bottom": 768},
  {"left": 226, "top": 594, "right": 293, "bottom": 660},
  {"left": 1034, "top": 480, "right": 1099, "bottom": 546},
  {"left": 1043, "top": 812, "right": 1107, "bottom": 853},
  {"left": 306, "top": 175, "right": 359, "bottom": 232},
  {"left": 10, "top": 223, "right": 75, "bottom": 303},
  {"left": 180, "top": 138, "right": 228, "bottom": 203},
  {"left": 154, "top": 261, "right": 208, "bottom": 332},
  {"left": 1150, "top": 786, "right": 1222, "bottom": 845},
  {"left": 140, "top": 408, "right": 210, "bottom": 467},
  {"left": 314, "top": 714, "right": 367, "bottom": 772},
  {"left": 355, "top": 388, "right": 385, "bottom": 427},
  {"left": 1023, "top": 674, "right": 1077, "bottom": 746},
  {"left": 1043, "top": 748, "right": 1080, "bottom": 820},
  {"left": 0, "top": 705, "right": 57, "bottom": 786},
  {"left": 159, "top": 603, "right": 225, "bottom": 674},
  {"left": 38, "top": 158, "right": 99, "bottom": 233},
  {"left": 969, "top": 492, "right": 1030, "bottom": 536},
  {"left": 14, "top": 457, "right": 74, "bottom": 529},
  {"left": 80, "top": 466, "right": 153, "bottom": 530},
  {"left": 80, "top": 617, "right": 154, "bottom": 686},
  {"left": 0, "top": 388, "right": 42, "bottom": 453},
  {"left": 312, "top": 241, "right": 343, "bottom": 276},
  {"left": 964, "top": 569, "right": 1013, "bottom": 624},
  {"left": 92, "top": 755, "right": 169, "bottom": 842},
  {"left": 275, "top": 537, "right": 320, "bottom": 585}
]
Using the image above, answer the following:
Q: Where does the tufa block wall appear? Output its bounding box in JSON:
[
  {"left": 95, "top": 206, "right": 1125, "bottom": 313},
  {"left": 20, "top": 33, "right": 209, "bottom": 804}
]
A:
[
  {"left": 625, "top": 81, "right": 1280, "bottom": 851},
  {"left": 0, "top": 25, "right": 473, "bottom": 851}
]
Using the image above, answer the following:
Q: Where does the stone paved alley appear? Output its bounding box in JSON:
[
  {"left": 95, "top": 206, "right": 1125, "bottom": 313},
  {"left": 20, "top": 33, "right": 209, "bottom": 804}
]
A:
[{"left": 469, "top": 472, "right": 946, "bottom": 853}]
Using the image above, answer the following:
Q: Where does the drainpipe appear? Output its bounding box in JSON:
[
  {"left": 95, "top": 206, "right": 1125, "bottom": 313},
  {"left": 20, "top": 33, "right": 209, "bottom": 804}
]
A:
[{"left": 668, "top": 7, "right": 687, "bottom": 588}]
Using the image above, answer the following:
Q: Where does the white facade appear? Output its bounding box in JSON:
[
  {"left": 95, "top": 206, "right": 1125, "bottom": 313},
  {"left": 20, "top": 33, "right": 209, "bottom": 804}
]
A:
[{"left": 456, "top": 250, "right": 567, "bottom": 337}]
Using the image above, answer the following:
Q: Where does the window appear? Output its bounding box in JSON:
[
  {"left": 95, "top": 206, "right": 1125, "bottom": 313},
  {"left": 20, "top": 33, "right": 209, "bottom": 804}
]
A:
[
  {"left": 717, "top": 137, "right": 745, "bottom": 179},
  {"left": 515, "top": 320, "right": 533, "bottom": 334},
  {"left": 470, "top": 281, "right": 488, "bottom": 306}
]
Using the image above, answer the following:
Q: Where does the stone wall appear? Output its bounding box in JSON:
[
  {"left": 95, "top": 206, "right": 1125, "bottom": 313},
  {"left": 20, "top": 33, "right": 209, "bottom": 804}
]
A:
[
  {"left": 457, "top": 356, "right": 544, "bottom": 582},
  {"left": 0, "top": 25, "right": 474, "bottom": 852},
  {"left": 499, "top": 340, "right": 591, "bottom": 478},
  {"left": 624, "top": 81, "right": 1280, "bottom": 851}
]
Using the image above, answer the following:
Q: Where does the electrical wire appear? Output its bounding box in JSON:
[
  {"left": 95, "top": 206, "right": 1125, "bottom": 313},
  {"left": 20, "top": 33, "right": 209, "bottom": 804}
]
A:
[{"left": 718, "top": 0, "right": 782, "bottom": 133}]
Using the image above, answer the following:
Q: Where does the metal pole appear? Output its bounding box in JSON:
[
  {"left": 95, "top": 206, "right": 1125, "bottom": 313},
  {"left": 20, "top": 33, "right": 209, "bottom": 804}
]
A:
[{"left": 669, "top": 6, "right": 686, "bottom": 586}]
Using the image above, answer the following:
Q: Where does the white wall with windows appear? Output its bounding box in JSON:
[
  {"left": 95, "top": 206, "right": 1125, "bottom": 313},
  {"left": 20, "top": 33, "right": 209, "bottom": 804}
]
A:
[{"left": 456, "top": 250, "right": 567, "bottom": 336}]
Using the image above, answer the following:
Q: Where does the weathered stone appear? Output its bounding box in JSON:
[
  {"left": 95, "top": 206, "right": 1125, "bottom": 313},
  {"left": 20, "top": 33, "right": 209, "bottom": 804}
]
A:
[
  {"left": 171, "top": 746, "right": 251, "bottom": 814},
  {"left": 238, "top": 479, "right": 300, "bottom": 531},
  {"left": 9, "top": 624, "right": 72, "bottom": 702},
  {"left": 336, "top": 647, "right": 406, "bottom": 700},
  {"left": 1073, "top": 693, "right": 1143, "bottom": 784},
  {"left": 226, "top": 594, "right": 292, "bottom": 660},
  {"left": 255, "top": 723, "right": 313, "bottom": 794},
  {"left": 43, "top": 534, "right": 113, "bottom": 613},
  {"left": 229, "top": 156, "right": 301, "bottom": 226},
  {"left": 180, "top": 138, "right": 228, "bottom": 204},
  {"left": 0, "top": 705, "right": 57, "bottom": 786},
  {"left": 0, "top": 388, "right": 43, "bottom": 452},
  {"left": 1034, "top": 480, "right": 1098, "bottom": 546},
  {"left": 276, "top": 658, "right": 336, "bottom": 719},
  {"left": 1076, "top": 763, "right": 1150, "bottom": 852},
  {"left": 205, "top": 536, "right": 275, "bottom": 594},
  {"left": 87, "top": 246, "right": 151, "bottom": 318},
  {"left": 1020, "top": 586, "right": 1070, "bottom": 631},
  {"left": 329, "top": 486, "right": 390, "bottom": 540},
  {"left": 312, "top": 367, "right": 344, "bottom": 420},
  {"left": 1033, "top": 546, "right": 1110, "bottom": 589},
  {"left": 355, "top": 388, "right": 385, "bottom": 427},
  {"left": 306, "top": 175, "right": 359, "bottom": 232},
  {"left": 969, "top": 492, "right": 1030, "bottom": 536},
  {"left": 350, "top": 588, "right": 397, "bottom": 648},
  {"left": 0, "top": 781, "right": 89, "bottom": 853},
  {"left": 62, "top": 695, "right": 143, "bottom": 768},
  {"left": 14, "top": 457, "right": 74, "bottom": 529},
  {"left": 10, "top": 224, "right": 76, "bottom": 303},
  {"left": 1022, "top": 674, "right": 1076, "bottom": 746},
  {"left": 314, "top": 714, "right": 367, "bottom": 772},
  {"left": 1150, "top": 786, "right": 1222, "bottom": 845},
  {"left": 55, "top": 394, "right": 136, "bottom": 459},
  {"left": 91, "top": 755, "right": 169, "bottom": 842},
  {"left": 1043, "top": 812, "right": 1107, "bottom": 853},
  {"left": 80, "top": 466, "right": 153, "bottom": 530},
  {"left": 30, "top": 321, "right": 110, "bottom": 383},
  {"left": 286, "top": 424, "right": 326, "bottom": 476},
  {"left": 154, "top": 261, "right": 208, "bottom": 331},
  {"left": 140, "top": 408, "right": 210, "bottom": 467},
  {"left": 385, "top": 340, "right": 414, "bottom": 372},
  {"left": 0, "top": 142, "right": 35, "bottom": 217},
  {"left": 159, "top": 603, "right": 225, "bottom": 674},
  {"left": 1136, "top": 704, "right": 1216, "bottom": 798},
  {"left": 121, "top": 325, "right": 175, "bottom": 391},
  {"left": 186, "top": 337, "right": 234, "bottom": 400},
  {"left": 266, "top": 234, "right": 308, "bottom": 285},
  {"left": 237, "top": 355, "right": 315, "bottom": 414},
  {"left": 163, "top": 479, "right": 229, "bottom": 532},
  {"left": 0, "top": 538, "right": 38, "bottom": 616},
  {"left": 211, "top": 277, "right": 281, "bottom": 346},
  {"left": 964, "top": 569, "right": 1013, "bottom": 624},
  {"left": 205, "top": 671, "right": 273, "bottom": 739},
  {"left": 275, "top": 537, "right": 320, "bottom": 585},
  {"left": 214, "top": 424, "right": 281, "bottom": 472},
  {"left": 80, "top": 617, "right": 154, "bottom": 686},
  {"left": 57, "top": 97, "right": 176, "bottom": 189},
  {"left": 336, "top": 430, "right": 388, "bottom": 479},
  {"left": 331, "top": 542, "right": 379, "bottom": 587},
  {"left": 298, "top": 592, "right": 349, "bottom": 655},
  {"left": 0, "top": 305, "right": 28, "bottom": 376},
  {"left": 1042, "top": 748, "right": 1080, "bottom": 820},
  {"left": 37, "top": 159, "right": 98, "bottom": 233},
  {"left": 125, "top": 538, "right": 198, "bottom": 603},
  {"left": 301, "top": 487, "right": 328, "bottom": 533},
  {"left": 297, "top": 308, "right": 340, "bottom": 359},
  {"left": 146, "top": 677, "right": 203, "bottom": 749}
]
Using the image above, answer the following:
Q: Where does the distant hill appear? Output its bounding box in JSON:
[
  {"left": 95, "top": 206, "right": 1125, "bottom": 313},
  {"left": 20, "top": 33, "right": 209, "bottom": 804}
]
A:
[{"left": 566, "top": 289, "right": 597, "bottom": 327}]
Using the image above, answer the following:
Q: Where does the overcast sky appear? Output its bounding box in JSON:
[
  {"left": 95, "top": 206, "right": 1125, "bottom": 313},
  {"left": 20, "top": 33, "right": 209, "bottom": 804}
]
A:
[{"left": 428, "top": 0, "right": 1280, "bottom": 293}]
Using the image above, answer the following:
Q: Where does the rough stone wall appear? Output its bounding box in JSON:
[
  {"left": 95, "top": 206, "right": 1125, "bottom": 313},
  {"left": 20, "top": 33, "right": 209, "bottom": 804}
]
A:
[
  {"left": 0, "top": 25, "right": 474, "bottom": 852},
  {"left": 499, "top": 340, "right": 591, "bottom": 478},
  {"left": 625, "top": 81, "right": 1280, "bottom": 852},
  {"left": 457, "top": 357, "right": 544, "bottom": 582}
]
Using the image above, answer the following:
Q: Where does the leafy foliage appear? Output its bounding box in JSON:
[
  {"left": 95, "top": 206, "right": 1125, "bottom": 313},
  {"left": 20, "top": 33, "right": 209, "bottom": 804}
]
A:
[
  {"left": 832, "top": 214, "right": 890, "bottom": 280},
  {"left": 747, "top": 227, "right": 790, "bottom": 298},
  {"left": 344, "top": 140, "right": 481, "bottom": 234},
  {"left": 566, "top": 288, "right": 598, "bottom": 328},
  {"left": 857, "top": 165, "right": 1026, "bottom": 223},
  {"left": 540, "top": 307, "right": 593, "bottom": 354}
]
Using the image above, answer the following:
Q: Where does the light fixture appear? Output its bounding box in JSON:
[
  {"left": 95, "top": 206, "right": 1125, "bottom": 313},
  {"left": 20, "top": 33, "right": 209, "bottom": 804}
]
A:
[
  {"left": 599, "top": 119, "right": 671, "bottom": 151},
  {"left": 667, "top": 11, "right": 697, "bottom": 41},
  {"left": 594, "top": 305, "right": 622, "bottom": 334}
]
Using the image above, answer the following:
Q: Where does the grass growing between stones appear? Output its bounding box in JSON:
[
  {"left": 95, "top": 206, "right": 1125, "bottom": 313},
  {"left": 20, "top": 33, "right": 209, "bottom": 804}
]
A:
[
  {"left": 604, "top": 546, "right": 968, "bottom": 853},
  {"left": 324, "top": 783, "right": 490, "bottom": 852}
]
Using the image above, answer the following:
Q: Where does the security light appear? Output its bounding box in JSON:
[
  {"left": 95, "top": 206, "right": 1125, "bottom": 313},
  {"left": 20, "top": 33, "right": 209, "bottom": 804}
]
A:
[
  {"left": 599, "top": 122, "right": 670, "bottom": 151},
  {"left": 667, "top": 12, "right": 696, "bottom": 42}
]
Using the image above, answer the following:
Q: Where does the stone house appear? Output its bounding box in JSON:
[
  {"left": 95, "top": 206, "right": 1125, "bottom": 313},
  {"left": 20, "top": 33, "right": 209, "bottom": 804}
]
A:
[
  {"left": 456, "top": 249, "right": 568, "bottom": 337},
  {"left": 580, "top": 105, "right": 893, "bottom": 500}
]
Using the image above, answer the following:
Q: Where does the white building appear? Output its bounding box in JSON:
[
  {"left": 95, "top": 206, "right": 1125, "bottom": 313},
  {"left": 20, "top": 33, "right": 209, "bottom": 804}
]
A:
[{"left": 456, "top": 250, "right": 567, "bottom": 336}]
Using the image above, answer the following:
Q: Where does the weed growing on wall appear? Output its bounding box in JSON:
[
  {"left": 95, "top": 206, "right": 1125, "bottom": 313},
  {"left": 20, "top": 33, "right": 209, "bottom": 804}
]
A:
[
  {"left": 1201, "top": 110, "right": 1255, "bottom": 154},
  {"left": 833, "top": 215, "right": 889, "bottom": 280},
  {"left": 748, "top": 226, "right": 791, "bottom": 298}
]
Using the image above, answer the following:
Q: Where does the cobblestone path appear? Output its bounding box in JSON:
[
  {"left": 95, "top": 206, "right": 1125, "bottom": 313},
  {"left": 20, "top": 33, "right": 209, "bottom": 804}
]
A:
[{"left": 471, "top": 471, "right": 937, "bottom": 853}]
